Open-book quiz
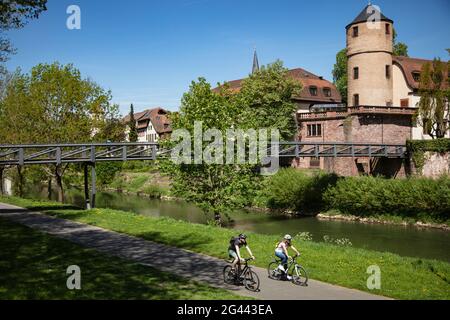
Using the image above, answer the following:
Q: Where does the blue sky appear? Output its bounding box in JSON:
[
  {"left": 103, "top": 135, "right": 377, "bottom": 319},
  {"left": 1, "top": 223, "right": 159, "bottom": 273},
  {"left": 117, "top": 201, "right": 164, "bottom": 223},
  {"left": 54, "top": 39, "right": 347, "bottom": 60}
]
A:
[{"left": 6, "top": 0, "right": 450, "bottom": 115}]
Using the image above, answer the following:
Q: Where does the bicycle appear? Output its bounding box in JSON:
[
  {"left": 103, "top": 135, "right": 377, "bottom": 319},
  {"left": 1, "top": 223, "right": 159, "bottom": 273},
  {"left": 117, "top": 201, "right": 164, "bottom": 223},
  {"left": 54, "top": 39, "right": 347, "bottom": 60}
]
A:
[
  {"left": 223, "top": 258, "right": 260, "bottom": 292},
  {"left": 267, "top": 254, "right": 308, "bottom": 286}
]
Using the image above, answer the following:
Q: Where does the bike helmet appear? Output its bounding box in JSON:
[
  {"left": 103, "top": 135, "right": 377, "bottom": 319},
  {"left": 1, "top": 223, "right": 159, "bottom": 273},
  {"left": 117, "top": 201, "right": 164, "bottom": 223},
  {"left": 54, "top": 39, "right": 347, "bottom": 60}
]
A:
[
  {"left": 284, "top": 234, "right": 292, "bottom": 241},
  {"left": 239, "top": 234, "right": 247, "bottom": 239}
]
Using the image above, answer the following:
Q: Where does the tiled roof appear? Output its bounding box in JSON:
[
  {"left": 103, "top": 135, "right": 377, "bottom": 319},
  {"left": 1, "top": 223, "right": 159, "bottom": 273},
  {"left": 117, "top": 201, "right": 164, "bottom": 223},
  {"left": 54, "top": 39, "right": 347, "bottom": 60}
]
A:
[
  {"left": 213, "top": 68, "right": 342, "bottom": 104},
  {"left": 148, "top": 108, "right": 172, "bottom": 134},
  {"left": 123, "top": 107, "right": 172, "bottom": 134},
  {"left": 393, "top": 56, "right": 449, "bottom": 90},
  {"left": 346, "top": 4, "right": 393, "bottom": 29}
]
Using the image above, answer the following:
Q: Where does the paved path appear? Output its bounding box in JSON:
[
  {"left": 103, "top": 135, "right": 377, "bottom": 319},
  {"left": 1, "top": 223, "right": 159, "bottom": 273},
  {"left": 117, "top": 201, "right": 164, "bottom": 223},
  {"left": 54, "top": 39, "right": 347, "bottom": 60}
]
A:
[{"left": 0, "top": 202, "right": 390, "bottom": 300}]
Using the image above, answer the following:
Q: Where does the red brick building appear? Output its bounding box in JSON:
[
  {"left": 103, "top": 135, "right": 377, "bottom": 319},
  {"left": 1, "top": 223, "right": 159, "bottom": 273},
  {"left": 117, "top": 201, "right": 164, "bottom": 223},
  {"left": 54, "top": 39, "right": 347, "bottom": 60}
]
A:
[{"left": 294, "top": 5, "right": 448, "bottom": 177}]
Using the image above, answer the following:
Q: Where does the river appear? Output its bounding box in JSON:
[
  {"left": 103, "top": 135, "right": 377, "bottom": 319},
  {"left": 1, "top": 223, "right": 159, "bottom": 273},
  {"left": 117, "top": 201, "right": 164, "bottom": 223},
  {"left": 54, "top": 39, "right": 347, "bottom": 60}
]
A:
[{"left": 24, "top": 188, "right": 450, "bottom": 263}]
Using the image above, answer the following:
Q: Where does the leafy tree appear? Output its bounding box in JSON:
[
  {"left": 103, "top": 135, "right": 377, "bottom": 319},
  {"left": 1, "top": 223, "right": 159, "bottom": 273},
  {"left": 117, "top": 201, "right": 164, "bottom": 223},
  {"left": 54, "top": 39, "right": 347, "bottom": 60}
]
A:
[
  {"left": 161, "top": 78, "right": 256, "bottom": 224},
  {"left": 237, "top": 60, "right": 302, "bottom": 140},
  {"left": 417, "top": 58, "right": 449, "bottom": 139},
  {"left": 0, "top": 62, "right": 122, "bottom": 201},
  {"left": 0, "top": 0, "right": 47, "bottom": 66},
  {"left": 96, "top": 162, "right": 123, "bottom": 186},
  {"left": 393, "top": 29, "right": 409, "bottom": 57},
  {"left": 128, "top": 103, "right": 138, "bottom": 142},
  {"left": 332, "top": 48, "right": 348, "bottom": 105},
  {"left": 163, "top": 62, "right": 301, "bottom": 224}
]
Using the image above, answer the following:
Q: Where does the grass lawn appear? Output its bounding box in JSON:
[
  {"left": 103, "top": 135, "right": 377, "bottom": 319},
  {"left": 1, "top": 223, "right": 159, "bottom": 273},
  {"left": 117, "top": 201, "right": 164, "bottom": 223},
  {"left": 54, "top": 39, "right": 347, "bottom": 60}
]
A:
[
  {"left": 0, "top": 216, "right": 247, "bottom": 300},
  {"left": 1, "top": 196, "right": 450, "bottom": 300},
  {"left": 108, "top": 171, "right": 171, "bottom": 197}
]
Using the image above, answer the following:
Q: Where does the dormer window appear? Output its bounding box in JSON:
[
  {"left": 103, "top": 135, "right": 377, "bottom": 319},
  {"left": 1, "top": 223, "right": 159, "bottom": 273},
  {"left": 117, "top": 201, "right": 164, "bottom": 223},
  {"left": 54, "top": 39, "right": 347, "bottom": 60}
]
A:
[
  {"left": 352, "top": 26, "right": 358, "bottom": 37},
  {"left": 309, "top": 86, "right": 318, "bottom": 96},
  {"left": 323, "top": 87, "right": 331, "bottom": 97},
  {"left": 412, "top": 71, "right": 421, "bottom": 82}
]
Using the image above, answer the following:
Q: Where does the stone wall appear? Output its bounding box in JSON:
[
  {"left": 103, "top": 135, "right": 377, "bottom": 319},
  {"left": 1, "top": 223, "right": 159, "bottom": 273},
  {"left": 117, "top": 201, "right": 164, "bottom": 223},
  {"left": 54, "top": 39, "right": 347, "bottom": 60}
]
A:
[{"left": 416, "top": 152, "right": 450, "bottom": 178}]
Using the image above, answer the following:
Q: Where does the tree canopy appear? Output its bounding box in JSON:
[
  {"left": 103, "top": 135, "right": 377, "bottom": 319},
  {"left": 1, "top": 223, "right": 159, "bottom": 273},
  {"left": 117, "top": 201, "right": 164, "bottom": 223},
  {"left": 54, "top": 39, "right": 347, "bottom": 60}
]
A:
[
  {"left": 163, "top": 61, "right": 301, "bottom": 224},
  {"left": 0, "top": 62, "right": 120, "bottom": 143},
  {"left": 0, "top": 62, "right": 124, "bottom": 200},
  {"left": 0, "top": 0, "right": 47, "bottom": 67},
  {"left": 393, "top": 29, "right": 409, "bottom": 57},
  {"left": 417, "top": 58, "right": 449, "bottom": 139},
  {"left": 332, "top": 49, "right": 348, "bottom": 105}
]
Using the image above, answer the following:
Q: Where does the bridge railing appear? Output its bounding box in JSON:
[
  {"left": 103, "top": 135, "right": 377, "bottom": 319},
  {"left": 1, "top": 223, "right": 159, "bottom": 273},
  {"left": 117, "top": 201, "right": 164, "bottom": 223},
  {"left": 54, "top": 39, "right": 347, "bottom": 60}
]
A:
[
  {"left": 274, "top": 142, "right": 406, "bottom": 158},
  {"left": 0, "top": 142, "right": 160, "bottom": 166},
  {"left": 0, "top": 141, "right": 407, "bottom": 166}
]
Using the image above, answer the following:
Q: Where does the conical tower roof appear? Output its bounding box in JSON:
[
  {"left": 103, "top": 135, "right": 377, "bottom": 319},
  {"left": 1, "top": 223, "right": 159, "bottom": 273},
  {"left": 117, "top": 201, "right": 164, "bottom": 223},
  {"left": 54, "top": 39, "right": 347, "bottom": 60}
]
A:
[{"left": 346, "top": 4, "right": 393, "bottom": 29}]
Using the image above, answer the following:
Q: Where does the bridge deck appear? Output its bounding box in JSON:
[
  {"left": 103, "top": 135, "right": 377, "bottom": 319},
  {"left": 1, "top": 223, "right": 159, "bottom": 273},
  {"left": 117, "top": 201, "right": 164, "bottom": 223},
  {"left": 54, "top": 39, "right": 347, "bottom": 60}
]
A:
[{"left": 0, "top": 142, "right": 406, "bottom": 166}]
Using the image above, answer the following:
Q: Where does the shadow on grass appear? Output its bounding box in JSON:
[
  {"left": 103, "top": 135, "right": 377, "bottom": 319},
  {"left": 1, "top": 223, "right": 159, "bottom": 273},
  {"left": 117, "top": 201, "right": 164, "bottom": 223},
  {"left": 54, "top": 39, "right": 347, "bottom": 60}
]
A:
[
  {"left": 0, "top": 217, "right": 237, "bottom": 300},
  {"left": 136, "top": 230, "right": 214, "bottom": 252}
]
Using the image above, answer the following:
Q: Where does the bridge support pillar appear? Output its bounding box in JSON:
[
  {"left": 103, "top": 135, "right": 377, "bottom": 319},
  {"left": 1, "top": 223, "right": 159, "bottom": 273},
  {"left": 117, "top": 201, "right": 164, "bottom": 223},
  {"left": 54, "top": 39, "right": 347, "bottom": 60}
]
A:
[
  {"left": 91, "top": 164, "right": 96, "bottom": 209},
  {"left": 84, "top": 164, "right": 91, "bottom": 210}
]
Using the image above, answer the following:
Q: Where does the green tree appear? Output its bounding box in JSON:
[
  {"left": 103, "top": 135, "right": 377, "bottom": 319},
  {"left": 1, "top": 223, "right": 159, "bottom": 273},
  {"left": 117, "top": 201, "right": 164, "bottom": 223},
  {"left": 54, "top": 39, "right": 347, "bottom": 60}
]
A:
[
  {"left": 0, "top": 62, "right": 121, "bottom": 201},
  {"left": 332, "top": 48, "right": 348, "bottom": 105},
  {"left": 163, "top": 62, "right": 301, "bottom": 224},
  {"left": 128, "top": 103, "right": 138, "bottom": 142},
  {"left": 417, "top": 58, "right": 449, "bottom": 139},
  {"left": 0, "top": 1, "right": 47, "bottom": 68},
  {"left": 393, "top": 29, "right": 409, "bottom": 57},
  {"left": 237, "top": 60, "right": 302, "bottom": 140},
  {"left": 162, "top": 78, "right": 256, "bottom": 224}
]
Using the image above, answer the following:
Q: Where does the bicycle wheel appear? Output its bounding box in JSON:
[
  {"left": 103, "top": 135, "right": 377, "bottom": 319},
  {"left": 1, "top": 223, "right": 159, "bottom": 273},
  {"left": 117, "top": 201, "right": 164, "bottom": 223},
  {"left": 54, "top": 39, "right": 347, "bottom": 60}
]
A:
[
  {"left": 291, "top": 264, "right": 308, "bottom": 286},
  {"left": 223, "top": 266, "right": 235, "bottom": 284},
  {"left": 267, "top": 261, "right": 281, "bottom": 280},
  {"left": 244, "top": 269, "right": 260, "bottom": 292}
]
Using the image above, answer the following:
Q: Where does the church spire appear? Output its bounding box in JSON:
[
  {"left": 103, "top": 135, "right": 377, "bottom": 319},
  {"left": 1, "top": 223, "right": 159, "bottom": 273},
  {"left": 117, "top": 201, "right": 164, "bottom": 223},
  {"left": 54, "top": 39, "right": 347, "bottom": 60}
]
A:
[{"left": 252, "top": 48, "right": 260, "bottom": 74}]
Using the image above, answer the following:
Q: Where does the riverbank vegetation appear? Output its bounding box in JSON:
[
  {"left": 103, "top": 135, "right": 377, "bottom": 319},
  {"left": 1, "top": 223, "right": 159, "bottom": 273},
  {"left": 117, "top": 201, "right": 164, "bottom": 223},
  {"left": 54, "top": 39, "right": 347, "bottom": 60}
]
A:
[
  {"left": 1, "top": 196, "right": 449, "bottom": 300},
  {"left": 323, "top": 175, "right": 450, "bottom": 225},
  {"left": 0, "top": 216, "right": 246, "bottom": 300},
  {"left": 255, "top": 168, "right": 449, "bottom": 226}
]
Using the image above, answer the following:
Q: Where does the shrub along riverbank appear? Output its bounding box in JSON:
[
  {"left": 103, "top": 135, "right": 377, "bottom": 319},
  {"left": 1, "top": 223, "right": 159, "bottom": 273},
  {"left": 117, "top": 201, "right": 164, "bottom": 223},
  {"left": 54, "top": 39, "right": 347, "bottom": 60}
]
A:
[
  {"left": 1, "top": 196, "right": 449, "bottom": 300},
  {"left": 258, "top": 169, "right": 450, "bottom": 227}
]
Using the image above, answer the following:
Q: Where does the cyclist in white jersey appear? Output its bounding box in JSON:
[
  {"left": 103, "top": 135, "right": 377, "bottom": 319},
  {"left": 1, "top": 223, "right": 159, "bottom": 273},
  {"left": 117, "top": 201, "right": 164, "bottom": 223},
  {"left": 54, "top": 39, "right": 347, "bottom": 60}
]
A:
[{"left": 275, "top": 234, "right": 300, "bottom": 280}]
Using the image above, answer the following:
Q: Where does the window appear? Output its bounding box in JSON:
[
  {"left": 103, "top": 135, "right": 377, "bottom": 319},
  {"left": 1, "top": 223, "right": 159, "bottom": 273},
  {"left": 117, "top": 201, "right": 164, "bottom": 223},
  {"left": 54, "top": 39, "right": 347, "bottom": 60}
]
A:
[
  {"left": 323, "top": 87, "right": 331, "bottom": 97},
  {"left": 412, "top": 72, "right": 421, "bottom": 82},
  {"left": 307, "top": 124, "right": 322, "bottom": 137},
  {"left": 353, "top": 94, "right": 359, "bottom": 106},
  {"left": 385, "top": 24, "right": 390, "bottom": 35},
  {"left": 309, "top": 86, "right": 318, "bottom": 96},
  {"left": 385, "top": 65, "right": 391, "bottom": 79},
  {"left": 353, "top": 26, "right": 358, "bottom": 37},
  {"left": 400, "top": 99, "right": 409, "bottom": 107},
  {"left": 353, "top": 67, "right": 359, "bottom": 80}
]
